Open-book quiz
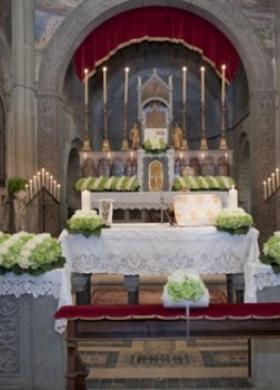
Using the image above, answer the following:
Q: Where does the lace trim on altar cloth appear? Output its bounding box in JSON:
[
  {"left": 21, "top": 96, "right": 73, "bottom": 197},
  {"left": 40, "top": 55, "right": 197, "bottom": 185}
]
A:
[
  {"left": 254, "top": 272, "right": 280, "bottom": 291},
  {"left": 0, "top": 279, "right": 61, "bottom": 299}
]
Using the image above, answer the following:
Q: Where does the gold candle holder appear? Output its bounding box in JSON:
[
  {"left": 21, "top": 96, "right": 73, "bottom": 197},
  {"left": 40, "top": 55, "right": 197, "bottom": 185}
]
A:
[
  {"left": 181, "top": 105, "right": 189, "bottom": 150},
  {"left": 219, "top": 102, "right": 228, "bottom": 150},
  {"left": 102, "top": 102, "right": 111, "bottom": 151},
  {"left": 121, "top": 102, "right": 129, "bottom": 151},
  {"left": 200, "top": 103, "right": 208, "bottom": 150}
]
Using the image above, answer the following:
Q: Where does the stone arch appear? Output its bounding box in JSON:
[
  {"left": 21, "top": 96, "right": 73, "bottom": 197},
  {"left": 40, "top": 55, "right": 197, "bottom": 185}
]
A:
[
  {"left": 238, "top": 133, "right": 251, "bottom": 213},
  {"left": 37, "top": 0, "right": 276, "bottom": 235}
]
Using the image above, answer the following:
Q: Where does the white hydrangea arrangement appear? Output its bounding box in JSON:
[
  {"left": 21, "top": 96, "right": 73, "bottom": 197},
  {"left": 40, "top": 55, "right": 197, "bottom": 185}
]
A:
[
  {"left": 66, "top": 209, "right": 105, "bottom": 237},
  {"left": 162, "top": 270, "right": 209, "bottom": 308},
  {"left": 261, "top": 231, "right": 280, "bottom": 273},
  {"left": 215, "top": 207, "right": 253, "bottom": 235},
  {"left": 0, "top": 232, "right": 64, "bottom": 275},
  {"left": 75, "top": 175, "right": 139, "bottom": 192},
  {"left": 143, "top": 138, "right": 168, "bottom": 153}
]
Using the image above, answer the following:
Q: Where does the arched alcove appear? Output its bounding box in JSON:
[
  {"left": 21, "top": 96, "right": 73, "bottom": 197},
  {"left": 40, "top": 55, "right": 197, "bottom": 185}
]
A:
[
  {"left": 37, "top": 0, "right": 276, "bottom": 236},
  {"left": 238, "top": 134, "right": 251, "bottom": 213},
  {"left": 66, "top": 144, "right": 82, "bottom": 218}
]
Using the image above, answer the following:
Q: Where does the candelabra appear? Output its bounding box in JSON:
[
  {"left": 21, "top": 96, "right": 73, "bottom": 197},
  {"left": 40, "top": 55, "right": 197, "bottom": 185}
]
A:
[{"left": 263, "top": 168, "right": 280, "bottom": 200}]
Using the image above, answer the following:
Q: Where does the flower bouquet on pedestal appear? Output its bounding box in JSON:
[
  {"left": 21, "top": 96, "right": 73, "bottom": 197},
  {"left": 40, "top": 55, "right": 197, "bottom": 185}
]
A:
[
  {"left": 0, "top": 231, "right": 64, "bottom": 275},
  {"left": 66, "top": 209, "right": 106, "bottom": 237},
  {"left": 162, "top": 270, "right": 209, "bottom": 308},
  {"left": 215, "top": 208, "right": 253, "bottom": 235},
  {"left": 261, "top": 232, "right": 280, "bottom": 273}
]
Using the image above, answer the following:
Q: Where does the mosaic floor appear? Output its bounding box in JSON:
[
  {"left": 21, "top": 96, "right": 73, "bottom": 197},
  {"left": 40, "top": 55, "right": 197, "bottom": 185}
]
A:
[{"left": 78, "top": 285, "right": 255, "bottom": 389}]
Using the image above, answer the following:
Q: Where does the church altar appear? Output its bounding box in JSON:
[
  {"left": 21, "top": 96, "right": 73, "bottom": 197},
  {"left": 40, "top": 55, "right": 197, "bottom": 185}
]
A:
[{"left": 90, "top": 191, "right": 229, "bottom": 210}]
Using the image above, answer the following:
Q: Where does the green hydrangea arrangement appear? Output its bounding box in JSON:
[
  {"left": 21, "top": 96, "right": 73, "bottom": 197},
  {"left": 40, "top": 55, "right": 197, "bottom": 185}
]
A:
[
  {"left": 215, "top": 208, "right": 253, "bottom": 235},
  {"left": 261, "top": 232, "right": 280, "bottom": 273},
  {"left": 74, "top": 175, "right": 140, "bottom": 192},
  {"left": 0, "top": 232, "right": 11, "bottom": 246},
  {"left": 173, "top": 176, "right": 235, "bottom": 191},
  {"left": 66, "top": 209, "right": 105, "bottom": 237},
  {"left": 164, "top": 270, "right": 205, "bottom": 302},
  {"left": 143, "top": 138, "right": 168, "bottom": 153},
  {"left": 0, "top": 232, "right": 64, "bottom": 275}
]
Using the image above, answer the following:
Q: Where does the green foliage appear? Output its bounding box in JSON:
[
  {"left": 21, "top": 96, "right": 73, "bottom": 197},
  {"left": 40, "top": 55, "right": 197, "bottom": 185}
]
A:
[
  {"left": 165, "top": 270, "right": 205, "bottom": 302},
  {"left": 172, "top": 176, "right": 235, "bottom": 191},
  {"left": 215, "top": 210, "right": 253, "bottom": 235},
  {"left": 8, "top": 178, "right": 28, "bottom": 195},
  {"left": 74, "top": 176, "right": 140, "bottom": 192}
]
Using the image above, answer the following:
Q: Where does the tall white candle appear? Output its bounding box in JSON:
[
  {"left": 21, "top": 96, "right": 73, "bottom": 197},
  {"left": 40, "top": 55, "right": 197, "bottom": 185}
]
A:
[
  {"left": 29, "top": 179, "right": 33, "bottom": 198},
  {"left": 124, "top": 67, "right": 129, "bottom": 104},
  {"left": 84, "top": 68, "right": 89, "bottom": 106},
  {"left": 263, "top": 181, "right": 268, "bottom": 200},
  {"left": 37, "top": 172, "right": 41, "bottom": 190},
  {"left": 271, "top": 173, "right": 276, "bottom": 192},
  {"left": 267, "top": 177, "right": 272, "bottom": 196},
  {"left": 50, "top": 175, "right": 53, "bottom": 194},
  {"left": 42, "top": 168, "right": 45, "bottom": 187},
  {"left": 182, "top": 66, "right": 187, "bottom": 104},
  {"left": 81, "top": 190, "right": 91, "bottom": 211},
  {"left": 103, "top": 66, "right": 107, "bottom": 104},
  {"left": 221, "top": 64, "right": 226, "bottom": 104},
  {"left": 228, "top": 185, "right": 238, "bottom": 209},
  {"left": 276, "top": 168, "right": 280, "bottom": 187},
  {"left": 33, "top": 175, "right": 37, "bottom": 193},
  {"left": 25, "top": 184, "right": 29, "bottom": 202},
  {"left": 46, "top": 172, "right": 49, "bottom": 191},
  {"left": 57, "top": 184, "right": 61, "bottom": 202},
  {"left": 200, "top": 66, "right": 205, "bottom": 104},
  {"left": 53, "top": 180, "right": 57, "bottom": 196}
]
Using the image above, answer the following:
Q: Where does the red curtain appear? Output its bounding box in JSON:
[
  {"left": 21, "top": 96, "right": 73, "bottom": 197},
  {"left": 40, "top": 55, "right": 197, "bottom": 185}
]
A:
[{"left": 74, "top": 7, "right": 240, "bottom": 81}]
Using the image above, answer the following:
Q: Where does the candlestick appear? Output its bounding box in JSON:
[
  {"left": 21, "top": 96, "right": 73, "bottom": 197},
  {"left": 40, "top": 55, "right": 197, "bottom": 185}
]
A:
[
  {"left": 228, "top": 185, "right": 238, "bottom": 209},
  {"left": 221, "top": 64, "right": 226, "bottom": 104},
  {"left": 57, "top": 184, "right": 61, "bottom": 202},
  {"left": 267, "top": 177, "right": 272, "bottom": 196},
  {"left": 263, "top": 181, "right": 268, "bottom": 200},
  {"left": 81, "top": 190, "right": 91, "bottom": 211},
  {"left": 29, "top": 179, "right": 33, "bottom": 199},
  {"left": 33, "top": 175, "right": 37, "bottom": 194},
  {"left": 25, "top": 184, "right": 29, "bottom": 201},
  {"left": 179, "top": 152, "right": 183, "bottom": 160},
  {"left": 103, "top": 66, "right": 107, "bottom": 104},
  {"left": 37, "top": 172, "right": 41, "bottom": 190},
  {"left": 50, "top": 175, "right": 53, "bottom": 195},
  {"left": 41, "top": 168, "right": 45, "bottom": 187},
  {"left": 84, "top": 68, "right": 89, "bottom": 106},
  {"left": 271, "top": 173, "right": 276, "bottom": 192},
  {"left": 200, "top": 66, "right": 205, "bottom": 104},
  {"left": 45, "top": 172, "right": 49, "bottom": 191},
  {"left": 130, "top": 150, "right": 134, "bottom": 160},
  {"left": 124, "top": 67, "right": 129, "bottom": 104},
  {"left": 182, "top": 66, "right": 187, "bottom": 104},
  {"left": 53, "top": 180, "right": 57, "bottom": 197},
  {"left": 276, "top": 168, "right": 280, "bottom": 187}
]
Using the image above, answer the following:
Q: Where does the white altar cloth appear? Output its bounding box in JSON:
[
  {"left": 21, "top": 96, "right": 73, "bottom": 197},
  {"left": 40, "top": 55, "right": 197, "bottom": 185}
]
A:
[
  {"left": 244, "top": 260, "right": 280, "bottom": 303},
  {"left": 91, "top": 191, "right": 229, "bottom": 210},
  {"left": 0, "top": 268, "right": 72, "bottom": 333},
  {"left": 60, "top": 225, "right": 259, "bottom": 276}
]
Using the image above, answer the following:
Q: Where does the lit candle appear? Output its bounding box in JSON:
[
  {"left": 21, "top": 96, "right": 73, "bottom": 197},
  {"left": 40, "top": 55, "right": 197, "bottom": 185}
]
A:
[
  {"left": 124, "top": 67, "right": 129, "bottom": 104},
  {"left": 25, "top": 184, "right": 29, "bottom": 201},
  {"left": 45, "top": 172, "right": 49, "bottom": 191},
  {"left": 53, "top": 180, "right": 57, "bottom": 196},
  {"left": 228, "top": 185, "right": 238, "bottom": 209},
  {"left": 33, "top": 175, "right": 37, "bottom": 193},
  {"left": 179, "top": 152, "right": 183, "bottom": 161},
  {"left": 263, "top": 181, "right": 268, "bottom": 200},
  {"left": 41, "top": 168, "right": 45, "bottom": 187},
  {"left": 103, "top": 66, "right": 107, "bottom": 104},
  {"left": 29, "top": 179, "right": 33, "bottom": 199},
  {"left": 57, "top": 184, "right": 61, "bottom": 202},
  {"left": 84, "top": 68, "right": 89, "bottom": 106},
  {"left": 37, "top": 171, "right": 41, "bottom": 190},
  {"left": 276, "top": 168, "right": 280, "bottom": 187},
  {"left": 221, "top": 64, "right": 226, "bottom": 104},
  {"left": 107, "top": 152, "right": 111, "bottom": 161},
  {"left": 50, "top": 175, "right": 53, "bottom": 194},
  {"left": 267, "top": 177, "right": 272, "bottom": 196},
  {"left": 130, "top": 150, "right": 134, "bottom": 160},
  {"left": 182, "top": 66, "right": 187, "bottom": 104},
  {"left": 81, "top": 189, "right": 91, "bottom": 211},
  {"left": 200, "top": 66, "right": 205, "bottom": 104},
  {"left": 271, "top": 173, "right": 276, "bottom": 192}
]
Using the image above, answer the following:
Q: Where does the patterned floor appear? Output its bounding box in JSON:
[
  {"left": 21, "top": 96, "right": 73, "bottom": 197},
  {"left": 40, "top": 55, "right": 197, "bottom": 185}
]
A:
[{"left": 78, "top": 286, "right": 254, "bottom": 389}]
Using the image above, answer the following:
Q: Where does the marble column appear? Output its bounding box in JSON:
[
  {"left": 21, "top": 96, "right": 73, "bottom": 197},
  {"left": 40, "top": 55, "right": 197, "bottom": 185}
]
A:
[{"left": 9, "top": 0, "right": 37, "bottom": 179}]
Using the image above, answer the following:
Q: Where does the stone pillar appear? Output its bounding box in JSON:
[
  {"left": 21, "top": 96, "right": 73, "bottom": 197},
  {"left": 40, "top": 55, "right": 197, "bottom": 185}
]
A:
[
  {"left": 249, "top": 91, "right": 277, "bottom": 242},
  {"left": 275, "top": 1, "right": 280, "bottom": 229},
  {"left": 9, "top": 0, "right": 37, "bottom": 179}
]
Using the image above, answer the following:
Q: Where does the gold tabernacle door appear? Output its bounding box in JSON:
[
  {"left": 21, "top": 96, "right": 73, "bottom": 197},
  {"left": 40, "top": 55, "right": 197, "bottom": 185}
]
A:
[{"left": 148, "top": 160, "right": 164, "bottom": 191}]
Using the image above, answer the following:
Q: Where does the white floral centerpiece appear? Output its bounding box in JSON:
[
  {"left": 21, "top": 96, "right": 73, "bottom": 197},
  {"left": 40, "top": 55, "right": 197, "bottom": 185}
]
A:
[
  {"left": 143, "top": 138, "right": 168, "bottom": 153},
  {"left": 162, "top": 270, "right": 209, "bottom": 308},
  {"left": 66, "top": 209, "right": 105, "bottom": 237},
  {"left": 0, "top": 231, "right": 64, "bottom": 275},
  {"left": 261, "top": 231, "right": 280, "bottom": 273},
  {"left": 215, "top": 207, "right": 253, "bottom": 235}
]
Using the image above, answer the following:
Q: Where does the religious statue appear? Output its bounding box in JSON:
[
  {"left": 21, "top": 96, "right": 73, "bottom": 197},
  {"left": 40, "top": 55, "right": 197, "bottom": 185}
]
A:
[
  {"left": 129, "top": 123, "right": 140, "bottom": 149},
  {"left": 13, "top": 190, "right": 28, "bottom": 232},
  {"left": 82, "top": 157, "right": 96, "bottom": 177},
  {"left": 172, "top": 123, "right": 183, "bottom": 150}
]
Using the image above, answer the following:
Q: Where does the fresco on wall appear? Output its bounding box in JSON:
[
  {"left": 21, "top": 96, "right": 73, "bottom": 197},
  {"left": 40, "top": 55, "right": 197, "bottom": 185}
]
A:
[{"left": 35, "top": 0, "right": 82, "bottom": 49}]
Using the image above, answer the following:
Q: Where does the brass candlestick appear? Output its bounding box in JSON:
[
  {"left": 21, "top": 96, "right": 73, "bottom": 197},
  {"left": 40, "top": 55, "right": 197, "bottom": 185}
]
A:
[
  {"left": 219, "top": 102, "right": 228, "bottom": 150},
  {"left": 82, "top": 105, "right": 92, "bottom": 152},
  {"left": 200, "top": 102, "right": 208, "bottom": 150},
  {"left": 121, "top": 102, "right": 129, "bottom": 151},
  {"left": 101, "top": 102, "right": 111, "bottom": 152},
  {"left": 181, "top": 104, "right": 189, "bottom": 150}
]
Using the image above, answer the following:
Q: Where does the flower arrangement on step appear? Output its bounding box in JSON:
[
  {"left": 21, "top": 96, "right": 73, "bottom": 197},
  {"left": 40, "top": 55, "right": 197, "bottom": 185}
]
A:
[
  {"left": 261, "top": 232, "right": 280, "bottom": 273},
  {"left": 162, "top": 270, "right": 209, "bottom": 308},
  {"left": 143, "top": 138, "right": 168, "bottom": 153},
  {"left": 66, "top": 209, "right": 106, "bottom": 237},
  {"left": 75, "top": 175, "right": 139, "bottom": 192},
  {"left": 215, "top": 208, "right": 253, "bottom": 235},
  {"left": 0, "top": 232, "right": 64, "bottom": 275},
  {"left": 173, "top": 176, "right": 235, "bottom": 191}
]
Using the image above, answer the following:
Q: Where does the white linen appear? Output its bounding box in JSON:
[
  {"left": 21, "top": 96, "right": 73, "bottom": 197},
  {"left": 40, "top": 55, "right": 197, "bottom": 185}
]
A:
[
  {"left": 244, "top": 260, "right": 280, "bottom": 303},
  {"left": 90, "top": 191, "right": 229, "bottom": 210},
  {"left": 0, "top": 267, "right": 72, "bottom": 333},
  {"left": 59, "top": 226, "right": 259, "bottom": 276}
]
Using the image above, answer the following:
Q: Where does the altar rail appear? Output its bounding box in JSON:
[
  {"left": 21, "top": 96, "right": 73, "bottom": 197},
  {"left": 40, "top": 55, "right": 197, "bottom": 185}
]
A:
[{"left": 55, "top": 303, "right": 280, "bottom": 390}]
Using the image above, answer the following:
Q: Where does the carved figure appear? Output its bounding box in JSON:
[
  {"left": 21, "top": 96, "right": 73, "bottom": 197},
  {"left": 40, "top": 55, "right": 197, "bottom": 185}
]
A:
[
  {"left": 172, "top": 123, "right": 183, "bottom": 149},
  {"left": 129, "top": 123, "right": 140, "bottom": 149},
  {"left": 13, "top": 190, "right": 28, "bottom": 232},
  {"left": 82, "top": 158, "right": 95, "bottom": 177}
]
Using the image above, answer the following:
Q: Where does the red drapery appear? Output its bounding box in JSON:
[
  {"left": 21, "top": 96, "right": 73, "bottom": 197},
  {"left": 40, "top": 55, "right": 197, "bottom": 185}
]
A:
[{"left": 74, "top": 7, "right": 240, "bottom": 81}]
